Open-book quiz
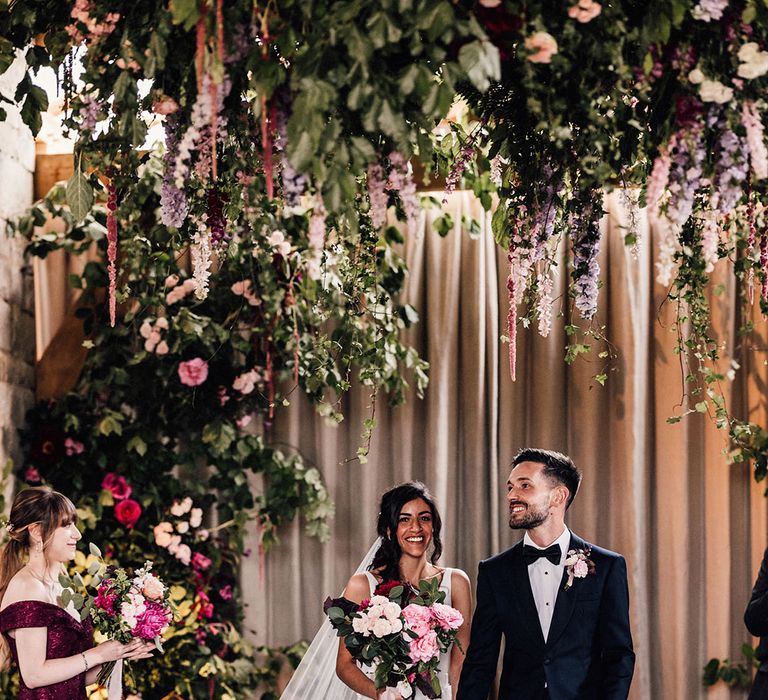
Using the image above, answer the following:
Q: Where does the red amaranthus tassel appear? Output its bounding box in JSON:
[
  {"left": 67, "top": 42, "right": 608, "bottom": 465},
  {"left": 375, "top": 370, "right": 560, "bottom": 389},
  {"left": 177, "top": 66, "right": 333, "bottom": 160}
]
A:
[
  {"left": 506, "top": 245, "right": 517, "bottom": 381},
  {"left": 761, "top": 230, "right": 768, "bottom": 316},
  {"left": 106, "top": 181, "right": 118, "bottom": 326},
  {"left": 195, "top": 6, "right": 208, "bottom": 95}
]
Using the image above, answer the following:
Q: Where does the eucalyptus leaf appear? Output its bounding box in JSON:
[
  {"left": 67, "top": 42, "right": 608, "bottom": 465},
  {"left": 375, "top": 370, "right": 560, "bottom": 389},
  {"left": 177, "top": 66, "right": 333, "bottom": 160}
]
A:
[{"left": 66, "top": 167, "right": 94, "bottom": 224}]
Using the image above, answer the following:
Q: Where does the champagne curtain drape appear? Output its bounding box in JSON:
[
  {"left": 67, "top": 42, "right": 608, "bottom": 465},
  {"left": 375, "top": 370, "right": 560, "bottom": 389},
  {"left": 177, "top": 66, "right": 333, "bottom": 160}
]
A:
[{"left": 35, "top": 191, "right": 768, "bottom": 699}]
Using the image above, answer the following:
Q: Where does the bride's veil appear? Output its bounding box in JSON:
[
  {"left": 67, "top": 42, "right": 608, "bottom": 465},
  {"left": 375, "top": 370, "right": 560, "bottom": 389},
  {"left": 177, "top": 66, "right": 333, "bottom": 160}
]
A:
[{"left": 279, "top": 537, "right": 382, "bottom": 699}]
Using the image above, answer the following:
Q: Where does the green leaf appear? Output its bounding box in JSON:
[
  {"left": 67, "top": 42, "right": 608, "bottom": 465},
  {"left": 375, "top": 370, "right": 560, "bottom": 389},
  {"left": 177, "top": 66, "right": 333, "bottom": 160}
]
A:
[
  {"left": 695, "top": 401, "right": 708, "bottom": 413},
  {"left": 20, "top": 85, "right": 48, "bottom": 136},
  {"left": 169, "top": 0, "right": 200, "bottom": 30},
  {"left": 458, "top": 40, "right": 501, "bottom": 93},
  {"left": 127, "top": 435, "right": 148, "bottom": 456},
  {"left": 66, "top": 164, "right": 94, "bottom": 223}
]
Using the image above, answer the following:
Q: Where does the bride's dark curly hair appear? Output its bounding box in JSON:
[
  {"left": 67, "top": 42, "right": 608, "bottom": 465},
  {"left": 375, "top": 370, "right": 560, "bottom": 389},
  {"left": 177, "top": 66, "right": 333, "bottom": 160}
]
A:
[{"left": 369, "top": 482, "right": 443, "bottom": 583}]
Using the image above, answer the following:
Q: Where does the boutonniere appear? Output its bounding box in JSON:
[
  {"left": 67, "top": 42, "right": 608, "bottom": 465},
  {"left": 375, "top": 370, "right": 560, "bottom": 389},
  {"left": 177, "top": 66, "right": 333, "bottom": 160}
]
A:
[{"left": 563, "top": 547, "right": 596, "bottom": 590}]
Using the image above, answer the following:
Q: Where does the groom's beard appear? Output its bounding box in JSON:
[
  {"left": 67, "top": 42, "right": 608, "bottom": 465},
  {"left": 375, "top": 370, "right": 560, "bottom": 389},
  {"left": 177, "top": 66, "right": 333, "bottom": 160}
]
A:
[{"left": 508, "top": 501, "right": 549, "bottom": 530}]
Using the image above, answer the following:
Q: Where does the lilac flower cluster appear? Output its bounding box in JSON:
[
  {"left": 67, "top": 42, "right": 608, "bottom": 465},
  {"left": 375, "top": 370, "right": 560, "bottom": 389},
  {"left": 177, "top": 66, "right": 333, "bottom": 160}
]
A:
[
  {"left": 161, "top": 118, "right": 188, "bottom": 228},
  {"left": 443, "top": 141, "right": 476, "bottom": 203},
  {"left": 646, "top": 140, "right": 673, "bottom": 224},
  {"left": 569, "top": 191, "right": 602, "bottom": 319},
  {"left": 367, "top": 163, "right": 388, "bottom": 229},
  {"left": 531, "top": 164, "right": 561, "bottom": 261},
  {"left": 79, "top": 95, "right": 101, "bottom": 131},
  {"left": 536, "top": 271, "right": 554, "bottom": 337},
  {"left": 388, "top": 152, "right": 419, "bottom": 236},
  {"left": 743, "top": 101, "right": 768, "bottom": 180},
  {"left": 692, "top": 0, "right": 728, "bottom": 22},
  {"left": 666, "top": 126, "right": 705, "bottom": 228},
  {"left": 714, "top": 128, "right": 749, "bottom": 215}
]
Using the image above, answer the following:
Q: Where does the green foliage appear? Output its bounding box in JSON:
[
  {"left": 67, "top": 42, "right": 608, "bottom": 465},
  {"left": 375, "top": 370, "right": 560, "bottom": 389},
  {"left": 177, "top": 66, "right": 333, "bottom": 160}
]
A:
[{"left": 703, "top": 645, "right": 758, "bottom": 689}]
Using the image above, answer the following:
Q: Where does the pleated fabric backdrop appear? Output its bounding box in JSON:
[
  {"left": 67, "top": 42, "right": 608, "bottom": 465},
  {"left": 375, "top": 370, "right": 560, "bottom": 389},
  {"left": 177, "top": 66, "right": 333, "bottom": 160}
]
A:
[{"left": 34, "top": 191, "right": 768, "bottom": 699}]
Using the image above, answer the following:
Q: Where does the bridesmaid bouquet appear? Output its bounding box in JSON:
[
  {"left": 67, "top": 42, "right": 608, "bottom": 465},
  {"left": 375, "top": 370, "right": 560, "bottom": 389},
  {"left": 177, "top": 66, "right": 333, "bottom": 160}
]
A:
[
  {"left": 90, "top": 561, "right": 174, "bottom": 684},
  {"left": 324, "top": 578, "right": 463, "bottom": 699}
]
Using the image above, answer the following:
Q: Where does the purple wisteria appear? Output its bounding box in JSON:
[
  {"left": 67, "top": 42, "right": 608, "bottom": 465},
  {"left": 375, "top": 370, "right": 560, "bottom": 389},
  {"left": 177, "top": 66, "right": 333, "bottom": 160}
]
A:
[
  {"left": 367, "top": 163, "right": 388, "bottom": 229},
  {"left": 569, "top": 190, "right": 602, "bottom": 320},
  {"left": 714, "top": 128, "right": 749, "bottom": 215},
  {"left": 160, "top": 118, "right": 188, "bottom": 228}
]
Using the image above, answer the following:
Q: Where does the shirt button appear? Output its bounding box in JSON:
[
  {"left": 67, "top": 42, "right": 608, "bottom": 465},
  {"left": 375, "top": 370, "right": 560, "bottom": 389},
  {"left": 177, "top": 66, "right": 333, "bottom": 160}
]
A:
[
  {"left": 544, "top": 571, "right": 548, "bottom": 575},
  {"left": 546, "top": 602, "right": 550, "bottom": 606}
]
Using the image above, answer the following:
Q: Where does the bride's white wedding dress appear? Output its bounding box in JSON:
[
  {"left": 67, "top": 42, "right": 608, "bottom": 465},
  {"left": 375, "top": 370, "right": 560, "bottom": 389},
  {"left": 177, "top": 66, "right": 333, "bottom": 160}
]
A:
[{"left": 360, "top": 568, "right": 454, "bottom": 700}]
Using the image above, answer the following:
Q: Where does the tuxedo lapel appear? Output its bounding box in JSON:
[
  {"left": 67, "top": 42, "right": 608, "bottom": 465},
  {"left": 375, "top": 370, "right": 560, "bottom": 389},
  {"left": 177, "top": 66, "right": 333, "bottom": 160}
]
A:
[
  {"left": 509, "top": 543, "right": 546, "bottom": 649},
  {"left": 545, "top": 532, "right": 585, "bottom": 648}
]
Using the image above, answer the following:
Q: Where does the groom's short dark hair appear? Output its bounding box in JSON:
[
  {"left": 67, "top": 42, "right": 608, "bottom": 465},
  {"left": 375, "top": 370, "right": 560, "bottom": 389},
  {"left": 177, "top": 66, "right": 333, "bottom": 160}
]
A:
[{"left": 512, "top": 448, "right": 582, "bottom": 509}]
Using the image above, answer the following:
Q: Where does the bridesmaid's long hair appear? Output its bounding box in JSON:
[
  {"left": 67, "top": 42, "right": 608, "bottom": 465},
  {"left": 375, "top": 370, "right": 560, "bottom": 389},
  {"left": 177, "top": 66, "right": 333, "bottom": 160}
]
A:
[
  {"left": 0, "top": 487, "right": 77, "bottom": 668},
  {"left": 369, "top": 482, "right": 443, "bottom": 583}
]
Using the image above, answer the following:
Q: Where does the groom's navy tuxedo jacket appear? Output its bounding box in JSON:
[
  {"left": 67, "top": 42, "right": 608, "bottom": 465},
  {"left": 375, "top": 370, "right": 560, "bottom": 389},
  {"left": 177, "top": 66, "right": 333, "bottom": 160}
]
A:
[{"left": 456, "top": 533, "right": 634, "bottom": 700}]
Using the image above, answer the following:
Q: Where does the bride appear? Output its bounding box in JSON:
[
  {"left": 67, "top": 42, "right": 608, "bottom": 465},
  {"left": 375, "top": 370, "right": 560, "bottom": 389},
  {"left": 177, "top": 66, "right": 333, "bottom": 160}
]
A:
[
  {"left": 0, "top": 486, "right": 154, "bottom": 699},
  {"left": 282, "top": 481, "right": 472, "bottom": 700}
]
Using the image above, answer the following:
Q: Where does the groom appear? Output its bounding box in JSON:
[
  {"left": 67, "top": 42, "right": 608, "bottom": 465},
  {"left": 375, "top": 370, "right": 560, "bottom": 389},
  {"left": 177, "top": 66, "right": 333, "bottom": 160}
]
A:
[{"left": 456, "top": 448, "right": 634, "bottom": 699}]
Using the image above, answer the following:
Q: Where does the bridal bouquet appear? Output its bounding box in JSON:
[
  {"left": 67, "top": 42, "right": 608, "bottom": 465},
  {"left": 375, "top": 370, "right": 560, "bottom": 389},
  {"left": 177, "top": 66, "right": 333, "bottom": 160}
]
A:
[{"left": 324, "top": 578, "right": 463, "bottom": 698}]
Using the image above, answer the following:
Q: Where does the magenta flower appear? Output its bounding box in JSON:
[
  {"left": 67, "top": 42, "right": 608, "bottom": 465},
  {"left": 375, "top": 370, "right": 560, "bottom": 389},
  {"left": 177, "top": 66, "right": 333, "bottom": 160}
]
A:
[
  {"left": 24, "top": 466, "right": 42, "bottom": 484},
  {"left": 133, "top": 601, "right": 171, "bottom": 639},
  {"left": 178, "top": 358, "right": 209, "bottom": 386},
  {"left": 94, "top": 582, "right": 118, "bottom": 617},
  {"left": 102, "top": 473, "right": 132, "bottom": 501},
  {"left": 191, "top": 552, "right": 213, "bottom": 572}
]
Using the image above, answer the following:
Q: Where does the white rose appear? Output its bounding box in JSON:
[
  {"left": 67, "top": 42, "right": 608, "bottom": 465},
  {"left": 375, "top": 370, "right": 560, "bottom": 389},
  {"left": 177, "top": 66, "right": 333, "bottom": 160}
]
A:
[
  {"left": 737, "top": 42, "right": 768, "bottom": 79},
  {"left": 189, "top": 508, "right": 203, "bottom": 528},
  {"left": 687, "top": 68, "right": 704, "bottom": 84},
  {"left": 352, "top": 613, "right": 371, "bottom": 637},
  {"left": 180, "top": 497, "right": 193, "bottom": 514},
  {"left": 388, "top": 618, "right": 404, "bottom": 634},
  {"left": 369, "top": 595, "right": 389, "bottom": 606},
  {"left": 176, "top": 521, "right": 190, "bottom": 534},
  {"left": 367, "top": 604, "right": 384, "bottom": 620},
  {"left": 699, "top": 79, "right": 733, "bottom": 104},
  {"left": 383, "top": 602, "right": 402, "bottom": 621},
  {"left": 371, "top": 617, "right": 393, "bottom": 638}
]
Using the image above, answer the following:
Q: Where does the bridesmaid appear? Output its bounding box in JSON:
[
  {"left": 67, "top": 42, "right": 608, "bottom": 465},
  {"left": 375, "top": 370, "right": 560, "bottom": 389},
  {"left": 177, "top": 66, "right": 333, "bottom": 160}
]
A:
[{"left": 0, "top": 486, "right": 153, "bottom": 699}]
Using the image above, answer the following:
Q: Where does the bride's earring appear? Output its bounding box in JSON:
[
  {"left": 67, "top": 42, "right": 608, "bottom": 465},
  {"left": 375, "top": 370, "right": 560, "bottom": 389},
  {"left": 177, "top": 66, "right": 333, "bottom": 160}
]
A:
[{"left": 34, "top": 541, "right": 42, "bottom": 553}]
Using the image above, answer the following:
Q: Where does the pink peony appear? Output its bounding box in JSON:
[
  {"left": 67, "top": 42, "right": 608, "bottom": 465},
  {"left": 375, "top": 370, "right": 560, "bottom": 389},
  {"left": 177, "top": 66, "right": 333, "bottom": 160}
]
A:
[
  {"left": 431, "top": 602, "right": 463, "bottom": 630},
  {"left": 218, "top": 585, "right": 233, "bottom": 601},
  {"left": 191, "top": 552, "right": 212, "bottom": 572},
  {"left": 154, "top": 522, "right": 174, "bottom": 548},
  {"left": 102, "top": 473, "right": 132, "bottom": 500},
  {"left": 133, "top": 601, "right": 171, "bottom": 639},
  {"left": 402, "top": 603, "right": 433, "bottom": 637},
  {"left": 178, "top": 358, "right": 209, "bottom": 386},
  {"left": 408, "top": 629, "right": 439, "bottom": 663},
  {"left": 115, "top": 499, "right": 142, "bottom": 529},
  {"left": 524, "top": 32, "right": 558, "bottom": 63}
]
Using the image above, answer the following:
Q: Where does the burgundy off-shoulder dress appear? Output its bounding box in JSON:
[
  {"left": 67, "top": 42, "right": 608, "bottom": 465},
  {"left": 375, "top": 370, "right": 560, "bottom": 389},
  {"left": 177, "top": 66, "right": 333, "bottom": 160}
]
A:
[{"left": 0, "top": 600, "right": 93, "bottom": 699}]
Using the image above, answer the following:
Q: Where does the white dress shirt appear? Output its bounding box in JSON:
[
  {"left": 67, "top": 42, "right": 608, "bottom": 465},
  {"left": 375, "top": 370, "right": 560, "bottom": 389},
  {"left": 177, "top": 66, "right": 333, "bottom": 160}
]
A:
[{"left": 523, "top": 527, "right": 571, "bottom": 642}]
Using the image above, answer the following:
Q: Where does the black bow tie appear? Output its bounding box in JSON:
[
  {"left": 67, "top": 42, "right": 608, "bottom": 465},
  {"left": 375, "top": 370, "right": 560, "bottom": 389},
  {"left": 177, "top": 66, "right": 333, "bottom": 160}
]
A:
[{"left": 523, "top": 543, "right": 562, "bottom": 566}]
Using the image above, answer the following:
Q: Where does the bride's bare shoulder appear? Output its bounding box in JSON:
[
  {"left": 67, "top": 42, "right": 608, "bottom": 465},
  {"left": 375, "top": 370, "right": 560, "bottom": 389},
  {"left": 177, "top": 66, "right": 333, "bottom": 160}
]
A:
[{"left": 343, "top": 572, "right": 373, "bottom": 604}]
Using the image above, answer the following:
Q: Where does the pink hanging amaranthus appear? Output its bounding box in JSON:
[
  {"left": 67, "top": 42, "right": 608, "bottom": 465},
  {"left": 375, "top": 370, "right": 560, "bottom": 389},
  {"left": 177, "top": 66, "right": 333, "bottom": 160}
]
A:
[
  {"left": 106, "top": 181, "right": 118, "bottom": 327},
  {"left": 506, "top": 245, "right": 517, "bottom": 382}
]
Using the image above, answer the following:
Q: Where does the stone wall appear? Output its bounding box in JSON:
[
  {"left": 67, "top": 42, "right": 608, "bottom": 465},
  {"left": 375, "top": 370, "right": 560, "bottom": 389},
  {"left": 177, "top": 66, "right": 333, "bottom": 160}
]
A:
[{"left": 0, "top": 56, "right": 36, "bottom": 482}]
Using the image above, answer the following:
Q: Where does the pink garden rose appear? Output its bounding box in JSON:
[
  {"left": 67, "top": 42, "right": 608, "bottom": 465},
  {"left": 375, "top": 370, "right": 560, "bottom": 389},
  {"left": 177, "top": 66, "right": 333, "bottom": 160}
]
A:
[
  {"left": 573, "top": 559, "right": 589, "bottom": 578},
  {"left": 102, "top": 473, "right": 132, "bottom": 500},
  {"left": 402, "top": 603, "right": 433, "bottom": 637},
  {"left": 64, "top": 438, "right": 84, "bottom": 456},
  {"left": 142, "top": 574, "right": 165, "bottom": 602},
  {"left": 430, "top": 602, "right": 464, "bottom": 631},
  {"left": 408, "top": 629, "right": 439, "bottom": 663},
  {"left": 115, "top": 499, "right": 142, "bottom": 529},
  {"left": 134, "top": 601, "right": 171, "bottom": 639},
  {"left": 524, "top": 31, "right": 558, "bottom": 63},
  {"left": 568, "top": 0, "right": 602, "bottom": 22},
  {"left": 178, "top": 358, "right": 209, "bottom": 386}
]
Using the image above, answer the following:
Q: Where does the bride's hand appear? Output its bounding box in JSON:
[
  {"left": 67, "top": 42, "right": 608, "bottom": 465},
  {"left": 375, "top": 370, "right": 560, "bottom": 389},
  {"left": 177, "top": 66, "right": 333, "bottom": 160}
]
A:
[{"left": 96, "top": 639, "right": 156, "bottom": 663}]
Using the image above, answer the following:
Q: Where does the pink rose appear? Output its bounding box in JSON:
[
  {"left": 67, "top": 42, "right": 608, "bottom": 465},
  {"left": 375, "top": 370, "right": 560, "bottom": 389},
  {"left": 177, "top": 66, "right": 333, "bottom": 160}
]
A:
[
  {"left": 64, "top": 438, "right": 84, "bottom": 456},
  {"left": 402, "top": 603, "right": 433, "bottom": 637},
  {"left": 573, "top": 559, "right": 589, "bottom": 578},
  {"left": 24, "top": 466, "right": 42, "bottom": 484},
  {"left": 115, "top": 499, "right": 142, "bottom": 529},
  {"left": 102, "top": 473, "right": 132, "bottom": 500},
  {"left": 524, "top": 32, "right": 558, "bottom": 63},
  {"left": 408, "top": 629, "right": 439, "bottom": 663},
  {"left": 191, "top": 552, "right": 212, "bottom": 572},
  {"left": 178, "top": 358, "right": 209, "bottom": 386},
  {"left": 430, "top": 602, "right": 464, "bottom": 631},
  {"left": 133, "top": 601, "right": 171, "bottom": 639},
  {"left": 142, "top": 574, "right": 166, "bottom": 602},
  {"left": 568, "top": 0, "right": 602, "bottom": 22},
  {"left": 218, "top": 585, "right": 233, "bottom": 601}
]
